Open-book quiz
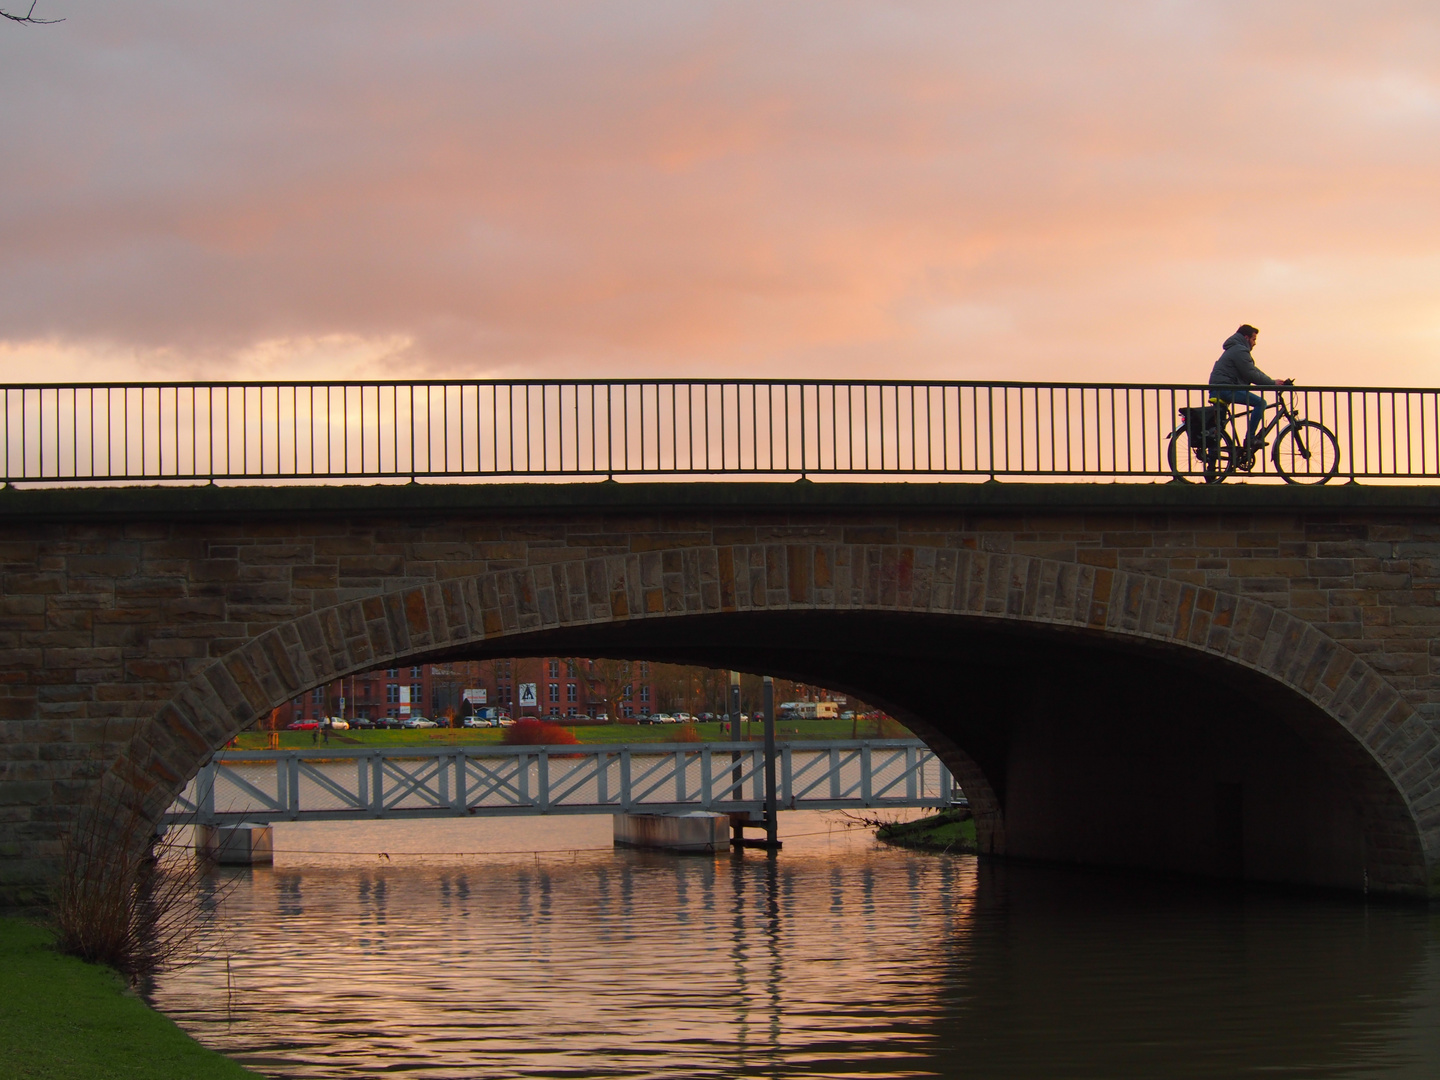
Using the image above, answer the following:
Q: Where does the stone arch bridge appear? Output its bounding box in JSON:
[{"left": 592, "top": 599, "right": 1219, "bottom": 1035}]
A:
[{"left": 4, "top": 481, "right": 1440, "bottom": 904}]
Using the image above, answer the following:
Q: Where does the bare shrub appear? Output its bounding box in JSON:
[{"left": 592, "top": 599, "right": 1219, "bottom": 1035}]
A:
[
  {"left": 52, "top": 797, "right": 227, "bottom": 981},
  {"left": 502, "top": 719, "right": 580, "bottom": 746},
  {"left": 672, "top": 722, "right": 704, "bottom": 743}
]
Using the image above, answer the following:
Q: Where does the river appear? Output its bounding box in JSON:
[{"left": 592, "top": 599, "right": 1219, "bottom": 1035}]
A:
[{"left": 149, "top": 812, "right": 1440, "bottom": 1079}]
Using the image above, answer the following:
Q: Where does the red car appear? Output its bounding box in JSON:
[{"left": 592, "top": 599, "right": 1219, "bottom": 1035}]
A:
[{"left": 285, "top": 720, "right": 320, "bottom": 731}]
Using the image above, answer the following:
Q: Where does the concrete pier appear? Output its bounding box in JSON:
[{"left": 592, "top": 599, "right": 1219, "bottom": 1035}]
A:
[
  {"left": 196, "top": 823, "right": 274, "bottom": 865},
  {"left": 614, "top": 812, "right": 728, "bottom": 853}
]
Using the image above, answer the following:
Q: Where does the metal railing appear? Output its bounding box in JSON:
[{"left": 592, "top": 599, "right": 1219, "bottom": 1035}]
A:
[
  {"left": 4, "top": 379, "right": 1439, "bottom": 483},
  {"left": 164, "top": 739, "right": 957, "bottom": 825}
]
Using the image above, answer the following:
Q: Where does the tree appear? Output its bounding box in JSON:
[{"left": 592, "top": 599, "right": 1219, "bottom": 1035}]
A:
[
  {"left": 2, "top": 3, "right": 63, "bottom": 23},
  {"left": 584, "top": 658, "right": 633, "bottom": 722}
]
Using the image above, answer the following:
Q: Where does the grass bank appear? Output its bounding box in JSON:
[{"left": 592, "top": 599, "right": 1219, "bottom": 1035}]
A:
[
  {"left": 0, "top": 917, "right": 259, "bottom": 1080},
  {"left": 232, "top": 716, "right": 913, "bottom": 751},
  {"left": 876, "top": 809, "right": 978, "bottom": 853}
]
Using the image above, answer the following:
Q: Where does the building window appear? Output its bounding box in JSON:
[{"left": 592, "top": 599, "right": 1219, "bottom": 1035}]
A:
[
  {"left": 548, "top": 683, "right": 559, "bottom": 703},
  {"left": 548, "top": 659, "right": 560, "bottom": 678},
  {"left": 386, "top": 684, "right": 400, "bottom": 703},
  {"left": 387, "top": 667, "right": 398, "bottom": 677},
  {"left": 410, "top": 665, "right": 422, "bottom": 678},
  {"left": 411, "top": 683, "right": 423, "bottom": 707},
  {"left": 622, "top": 706, "right": 633, "bottom": 718},
  {"left": 640, "top": 685, "right": 650, "bottom": 703},
  {"left": 639, "top": 661, "right": 651, "bottom": 677},
  {"left": 293, "top": 696, "right": 304, "bottom": 707},
  {"left": 565, "top": 660, "right": 577, "bottom": 677},
  {"left": 566, "top": 683, "right": 577, "bottom": 702},
  {"left": 361, "top": 683, "right": 371, "bottom": 699},
  {"left": 549, "top": 706, "right": 561, "bottom": 717},
  {"left": 387, "top": 708, "right": 397, "bottom": 718},
  {"left": 622, "top": 684, "right": 633, "bottom": 701},
  {"left": 567, "top": 706, "right": 578, "bottom": 717},
  {"left": 312, "top": 688, "right": 324, "bottom": 704}
]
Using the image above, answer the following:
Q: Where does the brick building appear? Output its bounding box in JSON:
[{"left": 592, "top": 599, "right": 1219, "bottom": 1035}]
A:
[{"left": 271, "top": 657, "right": 660, "bottom": 726}]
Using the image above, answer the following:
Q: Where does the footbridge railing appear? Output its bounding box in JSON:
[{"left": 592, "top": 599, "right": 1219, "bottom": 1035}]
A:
[
  {"left": 164, "top": 740, "right": 958, "bottom": 826},
  {"left": 4, "top": 379, "right": 1438, "bottom": 484}
]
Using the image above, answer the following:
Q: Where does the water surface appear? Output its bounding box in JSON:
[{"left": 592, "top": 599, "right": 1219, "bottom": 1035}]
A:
[{"left": 152, "top": 814, "right": 1440, "bottom": 1079}]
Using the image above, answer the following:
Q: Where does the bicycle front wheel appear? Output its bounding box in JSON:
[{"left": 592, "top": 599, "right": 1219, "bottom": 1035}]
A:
[{"left": 1273, "top": 421, "right": 1340, "bottom": 484}]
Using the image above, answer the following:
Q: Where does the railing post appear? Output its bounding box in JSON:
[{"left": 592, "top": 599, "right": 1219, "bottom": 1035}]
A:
[
  {"left": 781, "top": 745, "right": 793, "bottom": 808},
  {"left": 274, "top": 754, "right": 288, "bottom": 819},
  {"left": 860, "top": 742, "right": 873, "bottom": 804},
  {"left": 197, "top": 761, "right": 216, "bottom": 827},
  {"left": 620, "top": 747, "right": 632, "bottom": 811},
  {"left": 286, "top": 753, "right": 300, "bottom": 820},
  {"left": 536, "top": 750, "right": 549, "bottom": 812},
  {"left": 450, "top": 751, "right": 464, "bottom": 813}
]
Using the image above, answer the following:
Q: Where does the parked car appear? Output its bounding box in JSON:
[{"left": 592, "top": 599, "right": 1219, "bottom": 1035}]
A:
[
  {"left": 325, "top": 717, "right": 349, "bottom": 731},
  {"left": 462, "top": 716, "right": 492, "bottom": 728},
  {"left": 403, "top": 716, "right": 438, "bottom": 729},
  {"left": 285, "top": 720, "right": 319, "bottom": 731},
  {"left": 496, "top": 717, "right": 515, "bottom": 727},
  {"left": 350, "top": 717, "right": 376, "bottom": 730},
  {"left": 697, "top": 712, "right": 715, "bottom": 722}
]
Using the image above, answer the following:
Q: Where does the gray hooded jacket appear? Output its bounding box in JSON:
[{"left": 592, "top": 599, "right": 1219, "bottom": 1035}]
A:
[{"left": 1209, "top": 333, "right": 1274, "bottom": 387}]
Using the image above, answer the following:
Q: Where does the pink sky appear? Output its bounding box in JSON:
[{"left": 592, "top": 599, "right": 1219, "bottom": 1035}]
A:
[{"left": 2, "top": 1, "right": 1438, "bottom": 386}]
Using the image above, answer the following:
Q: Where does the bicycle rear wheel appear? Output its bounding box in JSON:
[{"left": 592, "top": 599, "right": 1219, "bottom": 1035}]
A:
[
  {"left": 1272, "top": 421, "right": 1340, "bottom": 484},
  {"left": 1167, "top": 427, "right": 1238, "bottom": 484}
]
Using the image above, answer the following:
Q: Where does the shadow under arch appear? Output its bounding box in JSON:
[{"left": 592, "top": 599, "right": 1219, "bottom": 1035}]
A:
[{"left": 96, "top": 552, "right": 1436, "bottom": 897}]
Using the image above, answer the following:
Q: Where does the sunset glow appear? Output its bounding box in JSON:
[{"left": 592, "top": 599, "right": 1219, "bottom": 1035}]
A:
[{"left": 3, "top": 1, "right": 1438, "bottom": 386}]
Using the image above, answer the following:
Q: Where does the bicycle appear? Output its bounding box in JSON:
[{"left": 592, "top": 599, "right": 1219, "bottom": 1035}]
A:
[{"left": 1167, "top": 386, "right": 1341, "bottom": 485}]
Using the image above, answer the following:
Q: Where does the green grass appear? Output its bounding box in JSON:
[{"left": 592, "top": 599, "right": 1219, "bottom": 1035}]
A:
[
  {"left": 0, "top": 917, "right": 260, "bottom": 1080},
  {"left": 231, "top": 716, "right": 913, "bottom": 751},
  {"left": 876, "top": 810, "right": 978, "bottom": 853}
]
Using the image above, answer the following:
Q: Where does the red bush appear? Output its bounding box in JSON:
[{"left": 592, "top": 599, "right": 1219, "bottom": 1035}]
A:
[{"left": 502, "top": 720, "right": 580, "bottom": 746}]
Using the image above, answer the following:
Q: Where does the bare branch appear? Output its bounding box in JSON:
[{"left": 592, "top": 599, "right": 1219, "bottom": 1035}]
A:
[{"left": 1, "top": 2, "right": 63, "bottom": 24}]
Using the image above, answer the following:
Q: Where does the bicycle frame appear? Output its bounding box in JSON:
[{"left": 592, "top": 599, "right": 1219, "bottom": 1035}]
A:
[{"left": 1215, "top": 388, "right": 1299, "bottom": 448}]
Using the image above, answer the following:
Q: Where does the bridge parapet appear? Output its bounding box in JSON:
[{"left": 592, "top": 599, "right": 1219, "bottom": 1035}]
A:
[{"left": 4, "top": 379, "right": 1438, "bottom": 484}]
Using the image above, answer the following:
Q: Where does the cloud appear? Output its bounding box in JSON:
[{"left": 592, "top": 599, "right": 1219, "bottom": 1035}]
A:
[{"left": 1, "top": 1, "right": 1438, "bottom": 387}]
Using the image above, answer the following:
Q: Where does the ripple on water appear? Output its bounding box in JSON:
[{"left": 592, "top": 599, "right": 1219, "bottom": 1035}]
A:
[{"left": 150, "top": 812, "right": 1440, "bottom": 1080}]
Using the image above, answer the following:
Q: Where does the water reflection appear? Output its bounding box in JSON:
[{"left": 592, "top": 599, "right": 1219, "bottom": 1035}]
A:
[{"left": 151, "top": 816, "right": 1440, "bottom": 1079}]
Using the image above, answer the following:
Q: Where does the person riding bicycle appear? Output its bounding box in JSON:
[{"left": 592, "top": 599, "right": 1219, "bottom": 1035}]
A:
[{"left": 1208, "top": 324, "right": 1292, "bottom": 451}]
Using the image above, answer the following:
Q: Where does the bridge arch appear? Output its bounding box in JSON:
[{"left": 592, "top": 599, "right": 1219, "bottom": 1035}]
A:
[{"left": 100, "top": 545, "right": 1436, "bottom": 897}]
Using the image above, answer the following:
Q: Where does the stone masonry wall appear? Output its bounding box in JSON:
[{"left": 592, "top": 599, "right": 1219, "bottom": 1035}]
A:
[{"left": 2, "top": 484, "right": 1439, "bottom": 902}]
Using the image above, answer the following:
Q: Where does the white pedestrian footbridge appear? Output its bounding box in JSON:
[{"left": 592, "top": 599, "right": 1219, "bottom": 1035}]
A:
[{"left": 165, "top": 739, "right": 959, "bottom": 827}]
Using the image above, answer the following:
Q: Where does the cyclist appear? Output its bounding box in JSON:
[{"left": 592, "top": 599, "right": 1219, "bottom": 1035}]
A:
[{"left": 1208, "top": 324, "right": 1292, "bottom": 451}]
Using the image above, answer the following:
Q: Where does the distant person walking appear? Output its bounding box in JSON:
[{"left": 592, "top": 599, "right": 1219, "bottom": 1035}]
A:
[{"left": 1208, "top": 324, "right": 1291, "bottom": 450}]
